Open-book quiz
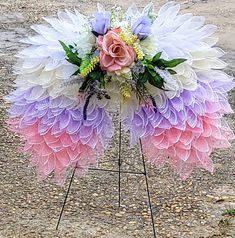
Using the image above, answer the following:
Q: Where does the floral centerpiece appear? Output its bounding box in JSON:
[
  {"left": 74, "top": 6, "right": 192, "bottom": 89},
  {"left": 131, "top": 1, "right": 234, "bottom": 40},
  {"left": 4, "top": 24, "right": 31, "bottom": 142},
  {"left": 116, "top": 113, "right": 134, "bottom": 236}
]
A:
[{"left": 6, "top": 2, "right": 234, "bottom": 184}]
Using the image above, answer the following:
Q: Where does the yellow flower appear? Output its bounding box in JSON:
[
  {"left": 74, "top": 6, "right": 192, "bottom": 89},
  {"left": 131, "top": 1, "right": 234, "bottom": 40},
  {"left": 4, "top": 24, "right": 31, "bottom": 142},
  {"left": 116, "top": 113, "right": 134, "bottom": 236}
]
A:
[{"left": 119, "top": 27, "right": 145, "bottom": 60}]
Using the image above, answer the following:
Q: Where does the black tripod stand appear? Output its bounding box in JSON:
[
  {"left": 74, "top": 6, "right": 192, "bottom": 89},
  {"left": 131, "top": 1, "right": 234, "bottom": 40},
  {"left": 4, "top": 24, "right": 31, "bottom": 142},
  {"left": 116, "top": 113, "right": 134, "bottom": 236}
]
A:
[{"left": 56, "top": 122, "right": 157, "bottom": 238}]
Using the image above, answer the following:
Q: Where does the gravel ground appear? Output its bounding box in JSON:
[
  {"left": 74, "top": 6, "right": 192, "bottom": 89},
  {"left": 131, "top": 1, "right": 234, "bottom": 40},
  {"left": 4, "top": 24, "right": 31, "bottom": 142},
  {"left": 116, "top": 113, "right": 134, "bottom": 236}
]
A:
[{"left": 0, "top": 0, "right": 235, "bottom": 237}]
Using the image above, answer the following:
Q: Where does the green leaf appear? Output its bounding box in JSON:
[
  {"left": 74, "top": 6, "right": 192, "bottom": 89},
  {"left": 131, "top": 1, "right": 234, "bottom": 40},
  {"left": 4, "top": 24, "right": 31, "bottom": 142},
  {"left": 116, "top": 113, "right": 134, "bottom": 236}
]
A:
[
  {"left": 150, "top": 54, "right": 187, "bottom": 70},
  {"left": 59, "top": 40, "right": 70, "bottom": 54},
  {"left": 147, "top": 72, "right": 165, "bottom": 89},
  {"left": 136, "top": 67, "right": 166, "bottom": 91},
  {"left": 59, "top": 40, "right": 81, "bottom": 66},
  {"left": 147, "top": 68, "right": 158, "bottom": 78},
  {"left": 138, "top": 71, "right": 150, "bottom": 86},
  {"left": 152, "top": 52, "right": 162, "bottom": 63},
  {"left": 68, "top": 44, "right": 75, "bottom": 49},
  {"left": 149, "top": 59, "right": 166, "bottom": 69},
  {"left": 68, "top": 53, "right": 81, "bottom": 66},
  {"left": 87, "top": 67, "right": 105, "bottom": 86},
  {"left": 160, "top": 58, "right": 187, "bottom": 68},
  {"left": 89, "top": 70, "right": 102, "bottom": 81},
  {"left": 145, "top": 64, "right": 154, "bottom": 70},
  {"left": 100, "top": 78, "right": 105, "bottom": 88},
  {"left": 167, "top": 69, "right": 177, "bottom": 75}
]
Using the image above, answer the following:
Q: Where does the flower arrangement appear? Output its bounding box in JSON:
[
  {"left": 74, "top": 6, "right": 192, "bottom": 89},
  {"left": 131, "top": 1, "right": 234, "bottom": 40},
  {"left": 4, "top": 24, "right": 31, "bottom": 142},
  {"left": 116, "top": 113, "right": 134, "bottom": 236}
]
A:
[
  {"left": 6, "top": 2, "right": 234, "bottom": 184},
  {"left": 59, "top": 5, "right": 187, "bottom": 119}
]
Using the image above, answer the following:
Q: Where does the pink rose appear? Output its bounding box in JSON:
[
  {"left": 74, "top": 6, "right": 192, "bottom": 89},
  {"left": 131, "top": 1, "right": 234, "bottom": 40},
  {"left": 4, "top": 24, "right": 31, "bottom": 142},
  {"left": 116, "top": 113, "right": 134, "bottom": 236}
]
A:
[{"left": 98, "top": 29, "right": 136, "bottom": 72}]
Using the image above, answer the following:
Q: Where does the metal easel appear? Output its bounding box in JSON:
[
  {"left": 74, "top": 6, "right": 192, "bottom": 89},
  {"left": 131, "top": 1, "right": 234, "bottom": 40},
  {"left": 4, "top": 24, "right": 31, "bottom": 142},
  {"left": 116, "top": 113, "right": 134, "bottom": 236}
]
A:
[{"left": 55, "top": 121, "right": 157, "bottom": 238}]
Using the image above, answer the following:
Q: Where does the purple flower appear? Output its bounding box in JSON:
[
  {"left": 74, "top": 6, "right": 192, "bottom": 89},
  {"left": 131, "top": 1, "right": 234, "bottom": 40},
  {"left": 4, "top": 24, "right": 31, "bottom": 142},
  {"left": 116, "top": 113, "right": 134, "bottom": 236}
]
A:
[
  {"left": 91, "top": 12, "right": 111, "bottom": 36},
  {"left": 132, "top": 16, "right": 152, "bottom": 40}
]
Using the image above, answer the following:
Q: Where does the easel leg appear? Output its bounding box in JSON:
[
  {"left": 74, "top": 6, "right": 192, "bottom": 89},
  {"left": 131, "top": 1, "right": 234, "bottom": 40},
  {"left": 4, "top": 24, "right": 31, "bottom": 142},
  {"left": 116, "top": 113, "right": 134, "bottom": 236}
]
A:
[
  {"left": 56, "top": 165, "right": 77, "bottom": 230},
  {"left": 118, "top": 121, "right": 122, "bottom": 207},
  {"left": 55, "top": 135, "right": 157, "bottom": 237},
  {"left": 140, "top": 139, "right": 157, "bottom": 238}
]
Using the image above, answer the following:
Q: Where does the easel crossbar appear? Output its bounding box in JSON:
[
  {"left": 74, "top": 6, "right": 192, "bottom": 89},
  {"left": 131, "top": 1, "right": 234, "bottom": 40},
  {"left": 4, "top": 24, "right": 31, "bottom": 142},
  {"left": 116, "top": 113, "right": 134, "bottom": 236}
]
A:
[
  {"left": 55, "top": 122, "right": 157, "bottom": 238},
  {"left": 89, "top": 167, "right": 145, "bottom": 175}
]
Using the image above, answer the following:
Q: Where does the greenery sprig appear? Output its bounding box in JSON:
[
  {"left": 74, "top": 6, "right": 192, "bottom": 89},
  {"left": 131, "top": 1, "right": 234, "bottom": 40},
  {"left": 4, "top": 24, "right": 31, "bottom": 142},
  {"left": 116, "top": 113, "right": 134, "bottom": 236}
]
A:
[
  {"left": 151, "top": 52, "right": 186, "bottom": 72},
  {"left": 59, "top": 41, "right": 110, "bottom": 120},
  {"left": 137, "top": 52, "right": 187, "bottom": 90},
  {"left": 59, "top": 41, "right": 106, "bottom": 88},
  {"left": 59, "top": 41, "right": 82, "bottom": 67}
]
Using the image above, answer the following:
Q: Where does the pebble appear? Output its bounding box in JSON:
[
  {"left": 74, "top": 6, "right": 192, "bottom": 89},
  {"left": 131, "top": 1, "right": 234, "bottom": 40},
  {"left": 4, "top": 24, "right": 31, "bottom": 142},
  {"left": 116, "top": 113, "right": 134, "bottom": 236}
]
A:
[
  {"left": 128, "top": 221, "right": 137, "bottom": 225},
  {"left": 115, "top": 212, "right": 124, "bottom": 217},
  {"left": 175, "top": 207, "right": 183, "bottom": 213}
]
